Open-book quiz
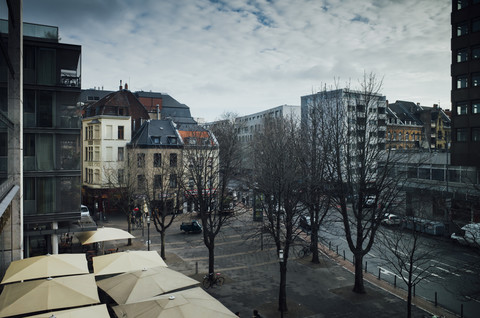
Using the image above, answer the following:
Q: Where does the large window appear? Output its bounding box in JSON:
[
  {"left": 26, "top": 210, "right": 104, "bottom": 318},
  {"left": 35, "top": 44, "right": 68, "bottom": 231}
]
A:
[
  {"left": 137, "top": 175, "right": 146, "bottom": 190},
  {"left": 473, "top": 128, "right": 480, "bottom": 141},
  {"left": 457, "top": 75, "right": 468, "bottom": 89},
  {"left": 117, "top": 169, "right": 124, "bottom": 184},
  {"left": 154, "top": 175, "right": 162, "bottom": 189},
  {"left": 457, "top": 102, "right": 468, "bottom": 115},
  {"left": 118, "top": 126, "right": 124, "bottom": 140},
  {"left": 37, "top": 48, "right": 55, "bottom": 85},
  {"left": 118, "top": 147, "right": 124, "bottom": 161},
  {"left": 473, "top": 18, "right": 480, "bottom": 33},
  {"left": 457, "top": 22, "right": 469, "bottom": 36},
  {"left": 37, "top": 91, "right": 54, "bottom": 127},
  {"left": 170, "top": 153, "right": 177, "bottom": 167},
  {"left": 169, "top": 174, "right": 177, "bottom": 188},
  {"left": 457, "top": 48, "right": 468, "bottom": 62},
  {"left": 473, "top": 73, "right": 480, "bottom": 86},
  {"left": 458, "top": 0, "right": 468, "bottom": 10},
  {"left": 137, "top": 153, "right": 145, "bottom": 168},
  {"left": 473, "top": 101, "right": 480, "bottom": 114},
  {"left": 456, "top": 128, "right": 468, "bottom": 142},
  {"left": 154, "top": 153, "right": 162, "bottom": 167}
]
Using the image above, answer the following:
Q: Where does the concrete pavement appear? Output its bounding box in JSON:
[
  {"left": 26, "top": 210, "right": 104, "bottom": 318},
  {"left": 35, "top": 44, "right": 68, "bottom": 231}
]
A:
[{"left": 99, "top": 210, "right": 455, "bottom": 318}]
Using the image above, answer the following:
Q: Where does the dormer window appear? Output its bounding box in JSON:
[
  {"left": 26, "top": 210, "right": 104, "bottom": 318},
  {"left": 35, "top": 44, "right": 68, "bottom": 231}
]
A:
[
  {"left": 152, "top": 137, "right": 160, "bottom": 144},
  {"left": 168, "top": 137, "right": 177, "bottom": 145}
]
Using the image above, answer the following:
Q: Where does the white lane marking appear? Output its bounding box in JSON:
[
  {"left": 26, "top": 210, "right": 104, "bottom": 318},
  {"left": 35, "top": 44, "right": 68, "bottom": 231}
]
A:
[
  {"left": 379, "top": 267, "right": 395, "bottom": 276},
  {"left": 435, "top": 266, "right": 461, "bottom": 277}
]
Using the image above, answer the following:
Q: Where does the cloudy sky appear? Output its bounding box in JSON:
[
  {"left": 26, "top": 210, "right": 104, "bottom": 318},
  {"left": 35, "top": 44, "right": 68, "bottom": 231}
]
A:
[{"left": 5, "top": 0, "right": 451, "bottom": 121}]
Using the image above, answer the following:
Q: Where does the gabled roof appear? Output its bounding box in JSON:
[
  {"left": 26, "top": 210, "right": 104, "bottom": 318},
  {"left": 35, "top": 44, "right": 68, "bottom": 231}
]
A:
[
  {"left": 84, "top": 89, "right": 149, "bottom": 119},
  {"left": 388, "top": 101, "right": 423, "bottom": 125},
  {"left": 135, "top": 91, "right": 197, "bottom": 125}
]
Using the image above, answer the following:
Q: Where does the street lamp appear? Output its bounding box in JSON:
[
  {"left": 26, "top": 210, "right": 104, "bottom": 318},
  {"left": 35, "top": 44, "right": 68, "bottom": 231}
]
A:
[{"left": 147, "top": 215, "right": 151, "bottom": 251}]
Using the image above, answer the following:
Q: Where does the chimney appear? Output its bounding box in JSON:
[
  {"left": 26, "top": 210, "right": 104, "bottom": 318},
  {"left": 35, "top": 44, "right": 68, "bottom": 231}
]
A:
[
  {"left": 125, "top": 83, "right": 128, "bottom": 90},
  {"left": 156, "top": 104, "right": 160, "bottom": 120},
  {"left": 119, "top": 80, "right": 123, "bottom": 90}
]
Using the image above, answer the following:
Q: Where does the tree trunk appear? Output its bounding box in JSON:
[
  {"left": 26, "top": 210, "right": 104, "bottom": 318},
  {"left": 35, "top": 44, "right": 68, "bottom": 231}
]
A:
[
  {"left": 127, "top": 215, "right": 132, "bottom": 246},
  {"left": 278, "top": 261, "right": 288, "bottom": 314},
  {"left": 352, "top": 253, "right": 365, "bottom": 293},
  {"left": 208, "top": 241, "right": 215, "bottom": 275},
  {"left": 407, "top": 283, "right": 412, "bottom": 318},
  {"left": 160, "top": 230, "right": 166, "bottom": 260},
  {"left": 310, "top": 225, "right": 320, "bottom": 264}
]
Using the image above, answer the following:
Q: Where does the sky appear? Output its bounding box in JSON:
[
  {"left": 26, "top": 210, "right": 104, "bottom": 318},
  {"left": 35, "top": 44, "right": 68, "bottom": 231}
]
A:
[{"left": 3, "top": 0, "right": 451, "bottom": 121}]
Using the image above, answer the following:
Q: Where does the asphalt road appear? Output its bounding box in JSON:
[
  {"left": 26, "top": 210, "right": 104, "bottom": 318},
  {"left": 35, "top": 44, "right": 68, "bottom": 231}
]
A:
[{"left": 316, "top": 215, "right": 480, "bottom": 318}]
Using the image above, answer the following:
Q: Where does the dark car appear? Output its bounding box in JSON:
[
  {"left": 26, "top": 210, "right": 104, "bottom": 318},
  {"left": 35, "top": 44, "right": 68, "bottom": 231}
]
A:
[
  {"left": 180, "top": 220, "right": 202, "bottom": 234},
  {"left": 299, "top": 216, "right": 311, "bottom": 231}
]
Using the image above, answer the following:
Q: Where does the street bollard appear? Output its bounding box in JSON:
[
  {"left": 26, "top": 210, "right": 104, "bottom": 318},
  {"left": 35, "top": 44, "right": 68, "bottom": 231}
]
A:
[
  {"left": 378, "top": 268, "right": 381, "bottom": 280},
  {"left": 413, "top": 284, "right": 416, "bottom": 297},
  {"left": 329, "top": 241, "right": 331, "bottom": 250},
  {"left": 353, "top": 255, "right": 355, "bottom": 265},
  {"left": 435, "top": 291, "right": 437, "bottom": 307},
  {"left": 365, "top": 261, "right": 367, "bottom": 273},
  {"left": 195, "top": 262, "right": 198, "bottom": 274},
  {"left": 394, "top": 275, "right": 397, "bottom": 287},
  {"left": 461, "top": 304, "right": 464, "bottom": 318},
  {"left": 336, "top": 245, "right": 338, "bottom": 255},
  {"left": 343, "top": 250, "right": 345, "bottom": 261}
]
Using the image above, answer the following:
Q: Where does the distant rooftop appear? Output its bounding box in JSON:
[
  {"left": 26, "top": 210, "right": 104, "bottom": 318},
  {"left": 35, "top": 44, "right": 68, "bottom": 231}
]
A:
[{"left": 0, "top": 19, "right": 58, "bottom": 41}]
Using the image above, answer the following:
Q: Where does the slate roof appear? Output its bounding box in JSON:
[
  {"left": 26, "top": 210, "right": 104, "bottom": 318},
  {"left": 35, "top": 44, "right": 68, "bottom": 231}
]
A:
[
  {"left": 388, "top": 101, "right": 423, "bottom": 125},
  {"left": 83, "top": 89, "right": 149, "bottom": 119},
  {"left": 129, "top": 119, "right": 182, "bottom": 147},
  {"left": 135, "top": 91, "right": 197, "bottom": 125}
]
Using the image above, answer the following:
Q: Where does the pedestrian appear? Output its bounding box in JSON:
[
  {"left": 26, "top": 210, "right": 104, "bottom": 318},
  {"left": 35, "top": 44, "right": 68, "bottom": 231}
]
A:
[{"left": 252, "top": 309, "right": 262, "bottom": 318}]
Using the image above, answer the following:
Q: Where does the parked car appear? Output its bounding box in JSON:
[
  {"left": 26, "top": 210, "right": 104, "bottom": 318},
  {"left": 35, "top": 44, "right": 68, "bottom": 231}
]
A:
[
  {"left": 180, "top": 220, "right": 202, "bottom": 234},
  {"left": 363, "top": 196, "right": 376, "bottom": 208},
  {"left": 81, "top": 205, "right": 90, "bottom": 217},
  {"left": 299, "top": 216, "right": 311, "bottom": 231},
  {"left": 451, "top": 223, "right": 480, "bottom": 247},
  {"left": 381, "top": 213, "right": 401, "bottom": 226}
]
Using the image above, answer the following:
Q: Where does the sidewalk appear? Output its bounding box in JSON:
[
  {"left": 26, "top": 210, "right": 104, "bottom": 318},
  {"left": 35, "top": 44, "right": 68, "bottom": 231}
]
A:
[{"left": 99, "top": 212, "right": 454, "bottom": 318}]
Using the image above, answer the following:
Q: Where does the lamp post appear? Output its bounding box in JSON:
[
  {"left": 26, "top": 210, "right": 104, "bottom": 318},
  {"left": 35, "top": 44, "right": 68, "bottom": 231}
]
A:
[{"left": 147, "top": 215, "right": 151, "bottom": 251}]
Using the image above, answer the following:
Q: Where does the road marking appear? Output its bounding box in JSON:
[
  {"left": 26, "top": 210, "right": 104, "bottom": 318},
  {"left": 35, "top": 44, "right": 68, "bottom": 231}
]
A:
[
  {"left": 379, "top": 267, "right": 395, "bottom": 276},
  {"left": 182, "top": 248, "right": 277, "bottom": 262},
  {"left": 435, "top": 266, "right": 460, "bottom": 277},
  {"left": 465, "top": 296, "right": 480, "bottom": 304},
  {"left": 367, "top": 252, "right": 376, "bottom": 258}
]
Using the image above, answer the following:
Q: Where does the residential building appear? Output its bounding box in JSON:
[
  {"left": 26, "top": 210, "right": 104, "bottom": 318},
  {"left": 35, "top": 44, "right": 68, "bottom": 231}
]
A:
[
  {"left": 451, "top": 0, "right": 480, "bottom": 167},
  {"left": 0, "top": 18, "right": 85, "bottom": 262},
  {"left": 81, "top": 87, "right": 149, "bottom": 216}
]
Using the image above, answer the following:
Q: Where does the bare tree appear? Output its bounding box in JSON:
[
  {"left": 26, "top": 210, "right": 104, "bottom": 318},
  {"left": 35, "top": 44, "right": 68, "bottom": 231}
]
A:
[
  {"left": 323, "top": 73, "right": 406, "bottom": 293},
  {"left": 299, "top": 89, "right": 333, "bottom": 264},
  {"left": 183, "top": 121, "right": 239, "bottom": 277},
  {"left": 252, "top": 116, "right": 303, "bottom": 316},
  {"left": 375, "top": 210, "right": 443, "bottom": 318}
]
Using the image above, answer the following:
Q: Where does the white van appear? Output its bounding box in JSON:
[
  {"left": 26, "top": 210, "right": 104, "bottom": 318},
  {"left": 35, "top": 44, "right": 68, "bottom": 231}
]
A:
[{"left": 80, "top": 205, "right": 90, "bottom": 217}]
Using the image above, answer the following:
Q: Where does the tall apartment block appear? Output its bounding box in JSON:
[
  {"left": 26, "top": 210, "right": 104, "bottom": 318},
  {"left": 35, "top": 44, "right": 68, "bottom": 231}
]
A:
[
  {"left": 451, "top": 0, "right": 480, "bottom": 167},
  {"left": 0, "top": 19, "right": 83, "bottom": 264}
]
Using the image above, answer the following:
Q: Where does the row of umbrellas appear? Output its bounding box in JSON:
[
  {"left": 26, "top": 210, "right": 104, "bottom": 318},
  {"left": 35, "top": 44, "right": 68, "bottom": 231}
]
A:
[{"left": 0, "top": 227, "right": 237, "bottom": 318}]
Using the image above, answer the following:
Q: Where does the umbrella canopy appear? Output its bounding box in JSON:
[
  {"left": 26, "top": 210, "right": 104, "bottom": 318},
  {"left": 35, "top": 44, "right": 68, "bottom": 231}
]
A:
[
  {"left": 97, "top": 266, "right": 199, "bottom": 304},
  {"left": 1, "top": 253, "right": 89, "bottom": 284},
  {"left": 93, "top": 250, "right": 167, "bottom": 276},
  {"left": 76, "top": 227, "right": 134, "bottom": 245},
  {"left": 112, "top": 287, "right": 237, "bottom": 318},
  {"left": 0, "top": 274, "right": 99, "bottom": 318},
  {"left": 25, "top": 304, "right": 109, "bottom": 318}
]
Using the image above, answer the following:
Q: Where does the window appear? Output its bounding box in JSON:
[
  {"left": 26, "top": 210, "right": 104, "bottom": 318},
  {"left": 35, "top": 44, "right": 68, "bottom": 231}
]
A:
[
  {"left": 137, "top": 153, "right": 145, "bottom": 168},
  {"left": 169, "top": 174, "right": 177, "bottom": 188},
  {"left": 472, "top": 128, "right": 480, "bottom": 141},
  {"left": 106, "top": 147, "right": 113, "bottom": 161},
  {"left": 170, "top": 153, "right": 177, "bottom": 167},
  {"left": 154, "top": 153, "right": 162, "bottom": 167},
  {"left": 457, "top": 102, "right": 468, "bottom": 115},
  {"left": 118, "top": 147, "right": 124, "bottom": 161},
  {"left": 86, "top": 126, "right": 93, "bottom": 140},
  {"left": 118, "top": 169, "right": 124, "bottom": 184},
  {"left": 118, "top": 126, "right": 124, "bottom": 140},
  {"left": 405, "top": 132, "right": 409, "bottom": 141},
  {"left": 457, "top": 128, "right": 468, "bottom": 142},
  {"left": 457, "top": 22, "right": 468, "bottom": 36},
  {"left": 168, "top": 137, "right": 177, "bottom": 145},
  {"left": 457, "top": 75, "right": 468, "bottom": 89},
  {"left": 152, "top": 137, "right": 160, "bottom": 144},
  {"left": 473, "top": 46, "right": 480, "bottom": 59},
  {"left": 473, "top": 73, "right": 480, "bottom": 86},
  {"left": 473, "top": 101, "right": 480, "bottom": 114},
  {"left": 154, "top": 175, "right": 162, "bottom": 188},
  {"left": 457, "top": 48, "right": 468, "bottom": 62},
  {"left": 106, "top": 125, "right": 112, "bottom": 139},
  {"left": 137, "top": 175, "right": 146, "bottom": 190},
  {"left": 473, "top": 18, "right": 480, "bottom": 33},
  {"left": 458, "top": 0, "right": 468, "bottom": 10}
]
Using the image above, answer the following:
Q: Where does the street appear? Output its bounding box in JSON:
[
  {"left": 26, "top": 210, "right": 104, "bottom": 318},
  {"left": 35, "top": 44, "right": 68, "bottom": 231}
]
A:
[{"left": 317, "top": 214, "right": 480, "bottom": 318}]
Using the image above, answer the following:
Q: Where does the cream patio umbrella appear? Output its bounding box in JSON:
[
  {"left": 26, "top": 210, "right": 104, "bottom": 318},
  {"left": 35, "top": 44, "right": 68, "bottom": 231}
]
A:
[
  {"left": 97, "top": 266, "right": 199, "bottom": 304},
  {"left": 0, "top": 274, "right": 100, "bottom": 318},
  {"left": 112, "top": 287, "right": 238, "bottom": 318},
  {"left": 76, "top": 227, "right": 135, "bottom": 245},
  {"left": 25, "top": 304, "right": 109, "bottom": 318},
  {"left": 1, "top": 253, "right": 89, "bottom": 284},
  {"left": 93, "top": 250, "right": 167, "bottom": 276}
]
